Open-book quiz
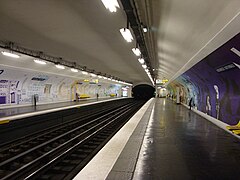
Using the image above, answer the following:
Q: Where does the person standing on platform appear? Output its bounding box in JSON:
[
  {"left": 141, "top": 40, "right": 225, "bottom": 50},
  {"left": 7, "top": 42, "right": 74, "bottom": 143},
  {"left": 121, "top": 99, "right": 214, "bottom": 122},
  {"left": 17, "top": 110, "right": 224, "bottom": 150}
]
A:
[
  {"left": 75, "top": 93, "right": 79, "bottom": 102},
  {"left": 189, "top": 97, "right": 193, "bottom": 110},
  {"left": 96, "top": 93, "right": 99, "bottom": 100}
]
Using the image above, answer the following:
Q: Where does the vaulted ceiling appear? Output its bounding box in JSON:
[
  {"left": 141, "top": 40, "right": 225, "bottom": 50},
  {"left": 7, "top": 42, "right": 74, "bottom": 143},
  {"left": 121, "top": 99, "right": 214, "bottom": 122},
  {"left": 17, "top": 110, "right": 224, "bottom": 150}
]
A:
[{"left": 0, "top": 0, "right": 239, "bottom": 85}]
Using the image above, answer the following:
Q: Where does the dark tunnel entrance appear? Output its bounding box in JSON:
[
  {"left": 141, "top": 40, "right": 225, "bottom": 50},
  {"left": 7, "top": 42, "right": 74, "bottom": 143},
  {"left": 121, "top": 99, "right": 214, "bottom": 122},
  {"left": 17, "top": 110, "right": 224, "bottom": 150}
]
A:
[{"left": 132, "top": 84, "right": 155, "bottom": 100}]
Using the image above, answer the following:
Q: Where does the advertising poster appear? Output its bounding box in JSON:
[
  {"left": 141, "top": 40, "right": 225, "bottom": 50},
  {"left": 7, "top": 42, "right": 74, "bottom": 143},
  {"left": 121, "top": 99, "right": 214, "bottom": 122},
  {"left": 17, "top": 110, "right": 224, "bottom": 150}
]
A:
[
  {"left": 0, "top": 80, "right": 9, "bottom": 104},
  {"left": 168, "top": 33, "right": 240, "bottom": 125}
]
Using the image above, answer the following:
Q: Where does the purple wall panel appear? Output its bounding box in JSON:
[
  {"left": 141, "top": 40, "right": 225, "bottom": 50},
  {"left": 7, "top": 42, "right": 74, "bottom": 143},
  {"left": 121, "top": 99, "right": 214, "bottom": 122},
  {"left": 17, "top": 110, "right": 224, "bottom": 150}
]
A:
[{"left": 169, "top": 33, "right": 240, "bottom": 125}]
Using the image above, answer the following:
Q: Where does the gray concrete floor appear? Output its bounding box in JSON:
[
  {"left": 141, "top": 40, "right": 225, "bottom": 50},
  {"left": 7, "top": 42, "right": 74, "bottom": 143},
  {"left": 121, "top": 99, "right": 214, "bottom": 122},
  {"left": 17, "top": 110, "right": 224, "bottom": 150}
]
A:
[{"left": 108, "top": 98, "right": 240, "bottom": 179}]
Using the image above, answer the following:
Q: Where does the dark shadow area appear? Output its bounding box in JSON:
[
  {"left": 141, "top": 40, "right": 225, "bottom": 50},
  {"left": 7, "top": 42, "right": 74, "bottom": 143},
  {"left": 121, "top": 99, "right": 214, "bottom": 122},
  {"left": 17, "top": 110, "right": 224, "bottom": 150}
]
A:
[{"left": 132, "top": 84, "right": 155, "bottom": 100}]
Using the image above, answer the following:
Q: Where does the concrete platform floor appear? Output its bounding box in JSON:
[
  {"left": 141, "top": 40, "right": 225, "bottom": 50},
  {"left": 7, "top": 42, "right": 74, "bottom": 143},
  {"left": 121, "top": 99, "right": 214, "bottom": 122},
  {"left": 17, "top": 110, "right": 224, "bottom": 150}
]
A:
[{"left": 107, "top": 98, "right": 240, "bottom": 179}]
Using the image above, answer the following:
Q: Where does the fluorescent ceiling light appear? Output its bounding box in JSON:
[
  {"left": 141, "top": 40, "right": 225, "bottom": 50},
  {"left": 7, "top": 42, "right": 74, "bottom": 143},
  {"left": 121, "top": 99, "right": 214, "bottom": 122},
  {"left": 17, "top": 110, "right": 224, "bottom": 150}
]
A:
[
  {"left": 122, "top": 81, "right": 132, "bottom": 86},
  {"left": 231, "top": 47, "right": 240, "bottom": 57},
  {"left": 1, "top": 51, "right": 20, "bottom": 58},
  {"left": 107, "top": 78, "right": 111, "bottom": 80},
  {"left": 71, "top": 68, "right": 78, "bottom": 72},
  {"left": 147, "top": 73, "right": 153, "bottom": 84},
  {"left": 142, "top": 64, "right": 147, "bottom": 69},
  {"left": 138, "top": 58, "right": 145, "bottom": 64},
  {"left": 143, "top": 27, "right": 148, "bottom": 32},
  {"left": 90, "top": 73, "right": 97, "bottom": 77},
  {"left": 55, "top": 64, "right": 65, "bottom": 69},
  {"left": 34, "top": 59, "right": 46, "bottom": 65},
  {"left": 132, "top": 48, "right": 141, "bottom": 56},
  {"left": 98, "top": 75, "right": 103, "bottom": 78},
  {"left": 82, "top": 71, "right": 88, "bottom": 75},
  {"left": 101, "top": 0, "right": 120, "bottom": 12},
  {"left": 120, "top": 28, "right": 133, "bottom": 42},
  {"left": 103, "top": 77, "right": 107, "bottom": 79}
]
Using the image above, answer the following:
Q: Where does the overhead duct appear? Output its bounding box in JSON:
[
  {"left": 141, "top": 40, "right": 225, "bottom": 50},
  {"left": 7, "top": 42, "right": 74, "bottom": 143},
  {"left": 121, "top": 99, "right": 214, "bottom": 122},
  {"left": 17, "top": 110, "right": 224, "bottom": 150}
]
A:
[{"left": 120, "top": 0, "right": 154, "bottom": 80}]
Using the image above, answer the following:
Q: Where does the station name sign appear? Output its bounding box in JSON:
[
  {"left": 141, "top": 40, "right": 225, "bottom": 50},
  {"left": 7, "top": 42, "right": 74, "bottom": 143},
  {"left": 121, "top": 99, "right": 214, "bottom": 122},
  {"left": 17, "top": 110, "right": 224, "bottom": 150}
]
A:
[
  {"left": 216, "top": 62, "right": 239, "bottom": 73},
  {"left": 156, "top": 79, "right": 168, "bottom": 85}
]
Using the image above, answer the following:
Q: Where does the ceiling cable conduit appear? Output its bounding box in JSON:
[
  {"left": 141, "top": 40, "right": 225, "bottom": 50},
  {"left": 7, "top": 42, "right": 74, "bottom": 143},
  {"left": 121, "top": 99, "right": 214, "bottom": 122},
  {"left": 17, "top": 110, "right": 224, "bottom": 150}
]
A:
[
  {"left": 143, "top": 0, "right": 158, "bottom": 78},
  {"left": 120, "top": 0, "right": 154, "bottom": 80}
]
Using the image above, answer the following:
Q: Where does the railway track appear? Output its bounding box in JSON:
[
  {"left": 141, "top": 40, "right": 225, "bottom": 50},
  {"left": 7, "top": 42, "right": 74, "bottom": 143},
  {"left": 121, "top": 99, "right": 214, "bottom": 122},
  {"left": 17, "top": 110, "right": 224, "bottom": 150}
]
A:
[
  {"left": 0, "top": 98, "right": 133, "bottom": 147},
  {"left": 0, "top": 99, "right": 145, "bottom": 179},
  {"left": 0, "top": 99, "right": 133, "bottom": 150}
]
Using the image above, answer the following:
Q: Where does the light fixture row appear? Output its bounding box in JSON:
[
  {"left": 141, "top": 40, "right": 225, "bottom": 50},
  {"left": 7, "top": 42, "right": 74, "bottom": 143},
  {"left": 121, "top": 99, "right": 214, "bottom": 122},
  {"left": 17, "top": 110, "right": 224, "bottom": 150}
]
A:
[
  {"left": 133, "top": 48, "right": 154, "bottom": 85},
  {"left": 101, "top": 0, "right": 153, "bottom": 85},
  {"left": 100, "top": 0, "right": 148, "bottom": 34},
  {"left": 1, "top": 51, "right": 132, "bottom": 86},
  {"left": 140, "top": 58, "right": 154, "bottom": 84},
  {"left": 123, "top": 33, "right": 154, "bottom": 84}
]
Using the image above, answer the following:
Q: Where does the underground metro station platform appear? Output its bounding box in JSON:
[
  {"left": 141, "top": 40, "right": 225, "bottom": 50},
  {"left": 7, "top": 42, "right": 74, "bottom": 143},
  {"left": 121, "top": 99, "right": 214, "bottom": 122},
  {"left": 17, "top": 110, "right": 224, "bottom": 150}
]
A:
[
  {"left": 0, "top": 0, "right": 240, "bottom": 179},
  {"left": 0, "top": 97, "right": 240, "bottom": 179}
]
